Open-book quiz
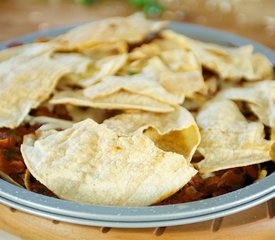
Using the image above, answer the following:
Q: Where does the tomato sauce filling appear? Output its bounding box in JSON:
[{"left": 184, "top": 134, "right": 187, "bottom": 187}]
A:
[
  {"left": 0, "top": 105, "right": 71, "bottom": 197},
  {"left": 154, "top": 165, "right": 266, "bottom": 205}
]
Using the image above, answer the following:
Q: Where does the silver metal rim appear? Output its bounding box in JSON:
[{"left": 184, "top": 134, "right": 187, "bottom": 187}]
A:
[{"left": 0, "top": 189, "right": 274, "bottom": 228}]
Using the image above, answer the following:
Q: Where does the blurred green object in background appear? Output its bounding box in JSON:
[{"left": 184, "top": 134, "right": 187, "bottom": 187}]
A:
[
  {"left": 75, "top": 0, "right": 96, "bottom": 5},
  {"left": 129, "top": 0, "right": 163, "bottom": 16},
  {"left": 129, "top": 0, "right": 145, "bottom": 7},
  {"left": 75, "top": 0, "right": 163, "bottom": 16},
  {"left": 143, "top": 2, "right": 163, "bottom": 16}
]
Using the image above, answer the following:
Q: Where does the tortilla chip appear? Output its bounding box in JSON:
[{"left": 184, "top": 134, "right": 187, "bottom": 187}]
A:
[
  {"left": 52, "top": 52, "right": 94, "bottom": 88},
  {"left": 197, "top": 99, "right": 247, "bottom": 130},
  {"left": 53, "top": 52, "right": 93, "bottom": 75},
  {"left": 103, "top": 107, "right": 194, "bottom": 135},
  {"left": 129, "top": 42, "right": 162, "bottom": 60},
  {"left": 162, "top": 30, "right": 274, "bottom": 81},
  {"left": 81, "top": 41, "right": 128, "bottom": 59},
  {"left": 160, "top": 49, "right": 199, "bottom": 72},
  {"left": 126, "top": 37, "right": 188, "bottom": 69},
  {"left": 0, "top": 43, "right": 54, "bottom": 63},
  {"left": 203, "top": 76, "right": 221, "bottom": 96},
  {"left": 50, "top": 90, "right": 175, "bottom": 113},
  {"left": 66, "top": 105, "right": 110, "bottom": 123},
  {"left": 220, "top": 80, "right": 275, "bottom": 128},
  {"left": 0, "top": 45, "right": 69, "bottom": 128},
  {"left": 127, "top": 37, "right": 206, "bottom": 98},
  {"left": 157, "top": 31, "right": 189, "bottom": 51},
  {"left": 104, "top": 107, "right": 200, "bottom": 161},
  {"left": 24, "top": 115, "right": 73, "bottom": 131},
  {"left": 54, "top": 13, "right": 167, "bottom": 50},
  {"left": 21, "top": 119, "right": 197, "bottom": 206},
  {"left": 181, "top": 95, "right": 208, "bottom": 112},
  {"left": 196, "top": 99, "right": 274, "bottom": 173},
  {"left": 24, "top": 169, "right": 32, "bottom": 190},
  {"left": 143, "top": 57, "right": 205, "bottom": 98},
  {"left": 79, "top": 53, "right": 127, "bottom": 87},
  {"left": 129, "top": 42, "right": 205, "bottom": 98},
  {"left": 83, "top": 73, "right": 183, "bottom": 105},
  {"left": 0, "top": 45, "right": 27, "bottom": 62},
  {"left": 118, "top": 59, "right": 147, "bottom": 76},
  {"left": 251, "top": 54, "right": 275, "bottom": 80}
]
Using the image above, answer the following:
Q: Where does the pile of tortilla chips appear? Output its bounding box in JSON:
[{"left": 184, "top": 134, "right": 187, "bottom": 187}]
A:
[{"left": 0, "top": 13, "right": 274, "bottom": 206}]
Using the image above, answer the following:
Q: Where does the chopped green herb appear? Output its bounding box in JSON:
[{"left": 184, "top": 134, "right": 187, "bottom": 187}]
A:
[
  {"left": 127, "top": 70, "right": 137, "bottom": 75},
  {"left": 3, "top": 149, "right": 14, "bottom": 159}
]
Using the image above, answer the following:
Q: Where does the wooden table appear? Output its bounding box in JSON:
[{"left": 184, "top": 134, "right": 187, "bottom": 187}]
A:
[{"left": 0, "top": 0, "right": 274, "bottom": 50}]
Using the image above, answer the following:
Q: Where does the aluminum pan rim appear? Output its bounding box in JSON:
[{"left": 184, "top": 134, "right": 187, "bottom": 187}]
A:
[
  {"left": 0, "top": 173, "right": 274, "bottom": 222},
  {"left": 0, "top": 22, "right": 274, "bottom": 225},
  {"left": 0, "top": 189, "right": 274, "bottom": 228}
]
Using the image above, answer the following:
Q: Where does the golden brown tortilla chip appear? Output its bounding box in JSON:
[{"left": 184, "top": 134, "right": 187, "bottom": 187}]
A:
[
  {"left": 50, "top": 90, "right": 175, "bottom": 113},
  {"left": 0, "top": 43, "right": 54, "bottom": 63},
  {"left": 53, "top": 13, "right": 167, "bottom": 50},
  {"left": 80, "top": 41, "right": 128, "bottom": 60},
  {"left": 143, "top": 57, "right": 205, "bottom": 98},
  {"left": 103, "top": 107, "right": 200, "bottom": 161},
  {"left": 53, "top": 52, "right": 94, "bottom": 88},
  {"left": 128, "top": 42, "right": 161, "bottom": 60},
  {"left": 221, "top": 80, "right": 275, "bottom": 128},
  {"left": 0, "top": 44, "right": 69, "bottom": 128},
  {"left": 83, "top": 73, "right": 183, "bottom": 105},
  {"left": 79, "top": 54, "right": 128, "bottom": 87},
  {"left": 196, "top": 99, "right": 275, "bottom": 173},
  {"left": 0, "top": 45, "right": 27, "bottom": 62},
  {"left": 24, "top": 115, "right": 73, "bottom": 131},
  {"left": 21, "top": 119, "right": 197, "bottom": 206},
  {"left": 128, "top": 40, "right": 205, "bottom": 98},
  {"left": 53, "top": 52, "right": 93, "bottom": 75},
  {"left": 162, "top": 30, "right": 274, "bottom": 81}
]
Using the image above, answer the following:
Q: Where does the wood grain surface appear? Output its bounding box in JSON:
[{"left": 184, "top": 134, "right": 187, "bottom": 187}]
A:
[
  {"left": 0, "top": 0, "right": 274, "bottom": 50},
  {"left": 0, "top": 203, "right": 275, "bottom": 240}
]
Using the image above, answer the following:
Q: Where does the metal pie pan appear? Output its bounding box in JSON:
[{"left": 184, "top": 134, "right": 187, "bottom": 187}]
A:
[{"left": 0, "top": 22, "right": 274, "bottom": 227}]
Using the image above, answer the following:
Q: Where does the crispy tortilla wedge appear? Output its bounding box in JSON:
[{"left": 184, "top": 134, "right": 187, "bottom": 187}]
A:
[
  {"left": 21, "top": 119, "right": 197, "bottom": 206},
  {"left": 104, "top": 107, "right": 200, "bottom": 161},
  {"left": 196, "top": 99, "right": 275, "bottom": 173}
]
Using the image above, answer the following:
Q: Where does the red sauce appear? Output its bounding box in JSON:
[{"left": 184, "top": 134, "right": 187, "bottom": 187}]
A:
[
  {"left": 0, "top": 125, "right": 39, "bottom": 175},
  {"left": 0, "top": 105, "right": 71, "bottom": 196},
  {"left": 27, "top": 175, "right": 56, "bottom": 197},
  {"left": 154, "top": 165, "right": 260, "bottom": 205}
]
